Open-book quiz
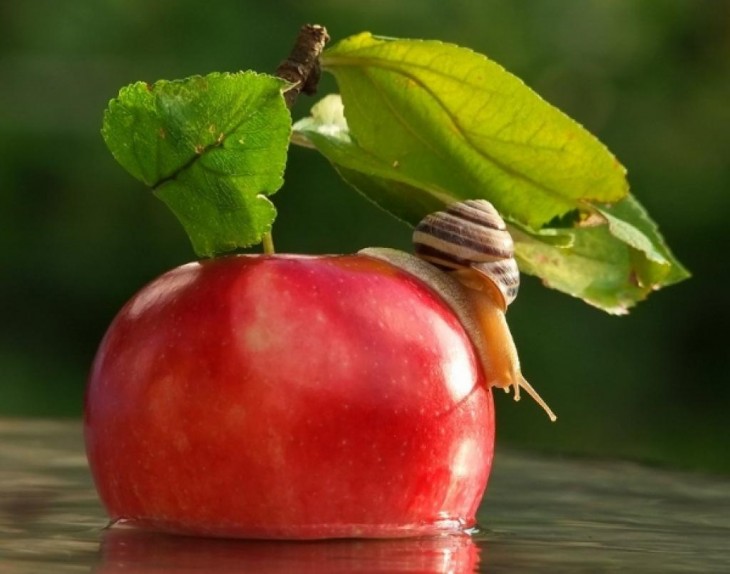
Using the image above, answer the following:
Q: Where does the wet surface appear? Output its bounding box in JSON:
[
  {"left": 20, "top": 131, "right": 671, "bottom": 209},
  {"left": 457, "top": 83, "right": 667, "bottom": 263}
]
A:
[{"left": 1, "top": 419, "right": 728, "bottom": 572}]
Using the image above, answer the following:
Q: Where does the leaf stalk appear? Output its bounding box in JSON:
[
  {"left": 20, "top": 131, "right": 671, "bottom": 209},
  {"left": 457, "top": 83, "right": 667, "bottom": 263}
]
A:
[{"left": 276, "top": 24, "right": 330, "bottom": 109}]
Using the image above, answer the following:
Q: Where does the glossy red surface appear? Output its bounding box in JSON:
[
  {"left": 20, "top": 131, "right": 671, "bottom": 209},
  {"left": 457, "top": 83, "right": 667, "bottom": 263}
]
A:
[{"left": 85, "top": 254, "right": 494, "bottom": 539}]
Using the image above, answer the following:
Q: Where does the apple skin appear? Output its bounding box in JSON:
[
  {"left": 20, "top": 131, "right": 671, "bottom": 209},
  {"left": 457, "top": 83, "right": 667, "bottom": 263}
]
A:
[{"left": 85, "top": 254, "right": 495, "bottom": 539}]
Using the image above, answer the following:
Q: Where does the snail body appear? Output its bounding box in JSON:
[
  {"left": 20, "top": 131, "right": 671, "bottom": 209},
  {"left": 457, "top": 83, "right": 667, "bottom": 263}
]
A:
[{"left": 413, "top": 200, "right": 556, "bottom": 421}]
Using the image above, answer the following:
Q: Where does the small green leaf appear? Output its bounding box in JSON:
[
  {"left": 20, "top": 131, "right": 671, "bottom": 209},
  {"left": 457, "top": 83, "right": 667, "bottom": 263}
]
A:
[
  {"left": 514, "top": 200, "right": 689, "bottom": 313},
  {"left": 320, "top": 33, "right": 629, "bottom": 230},
  {"left": 510, "top": 196, "right": 689, "bottom": 312},
  {"left": 102, "top": 72, "right": 291, "bottom": 257},
  {"left": 512, "top": 225, "right": 646, "bottom": 315},
  {"left": 593, "top": 196, "right": 689, "bottom": 288}
]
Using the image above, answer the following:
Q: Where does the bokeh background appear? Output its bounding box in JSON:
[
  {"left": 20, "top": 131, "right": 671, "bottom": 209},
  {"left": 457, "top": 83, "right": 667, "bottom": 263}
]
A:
[{"left": 2, "top": 1, "right": 728, "bottom": 472}]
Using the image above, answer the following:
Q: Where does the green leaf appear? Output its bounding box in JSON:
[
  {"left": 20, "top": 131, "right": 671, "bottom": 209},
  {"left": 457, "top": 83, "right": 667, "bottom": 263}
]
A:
[
  {"left": 294, "top": 94, "right": 455, "bottom": 220},
  {"left": 593, "top": 196, "right": 689, "bottom": 288},
  {"left": 513, "top": 225, "right": 646, "bottom": 314},
  {"left": 292, "top": 33, "right": 690, "bottom": 312},
  {"left": 102, "top": 72, "right": 291, "bottom": 257},
  {"left": 294, "top": 99, "right": 688, "bottom": 311},
  {"left": 513, "top": 220, "right": 689, "bottom": 315},
  {"left": 319, "top": 33, "right": 629, "bottom": 230}
]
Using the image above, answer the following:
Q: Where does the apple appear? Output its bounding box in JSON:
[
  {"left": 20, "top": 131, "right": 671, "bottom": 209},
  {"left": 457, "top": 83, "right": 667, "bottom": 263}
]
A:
[{"left": 84, "top": 253, "right": 495, "bottom": 539}]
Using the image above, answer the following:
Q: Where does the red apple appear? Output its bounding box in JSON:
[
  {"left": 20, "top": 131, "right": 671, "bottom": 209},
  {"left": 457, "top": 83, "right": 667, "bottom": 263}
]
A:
[{"left": 84, "top": 254, "right": 495, "bottom": 539}]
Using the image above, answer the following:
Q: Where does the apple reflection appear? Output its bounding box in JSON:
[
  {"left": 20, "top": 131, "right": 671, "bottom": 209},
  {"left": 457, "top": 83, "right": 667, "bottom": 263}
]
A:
[{"left": 95, "top": 527, "right": 479, "bottom": 573}]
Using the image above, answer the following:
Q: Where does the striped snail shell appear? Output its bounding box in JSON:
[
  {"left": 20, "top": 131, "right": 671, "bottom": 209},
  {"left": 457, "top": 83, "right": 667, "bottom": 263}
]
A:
[
  {"left": 412, "top": 199, "right": 519, "bottom": 310},
  {"left": 364, "top": 204, "right": 557, "bottom": 421}
]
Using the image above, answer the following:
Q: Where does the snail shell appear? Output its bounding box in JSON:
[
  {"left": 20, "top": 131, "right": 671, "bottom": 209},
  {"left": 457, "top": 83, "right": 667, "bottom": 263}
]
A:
[{"left": 412, "top": 199, "right": 519, "bottom": 310}]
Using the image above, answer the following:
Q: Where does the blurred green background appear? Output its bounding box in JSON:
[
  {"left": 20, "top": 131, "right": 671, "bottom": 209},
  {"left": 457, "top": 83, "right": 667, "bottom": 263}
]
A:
[{"left": 1, "top": 1, "right": 728, "bottom": 472}]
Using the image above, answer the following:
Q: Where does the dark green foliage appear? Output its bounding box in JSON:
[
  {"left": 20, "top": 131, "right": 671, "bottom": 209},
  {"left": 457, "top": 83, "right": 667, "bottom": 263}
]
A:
[{"left": 1, "top": 0, "right": 727, "bottom": 473}]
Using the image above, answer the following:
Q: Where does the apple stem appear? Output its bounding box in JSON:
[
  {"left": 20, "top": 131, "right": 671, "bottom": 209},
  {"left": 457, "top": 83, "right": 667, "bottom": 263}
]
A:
[
  {"left": 262, "top": 232, "right": 276, "bottom": 255},
  {"left": 276, "top": 24, "right": 330, "bottom": 108}
]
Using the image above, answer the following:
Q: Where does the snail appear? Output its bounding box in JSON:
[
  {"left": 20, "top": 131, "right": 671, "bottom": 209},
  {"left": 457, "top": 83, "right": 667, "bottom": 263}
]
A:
[{"left": 412, "top": 199, "right": 557, "bottom": 421}]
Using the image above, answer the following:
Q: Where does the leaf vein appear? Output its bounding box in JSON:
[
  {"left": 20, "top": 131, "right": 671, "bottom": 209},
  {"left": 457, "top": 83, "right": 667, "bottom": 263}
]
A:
[{"left": 330, "top": 56, "right": 579, "bottom": 215}]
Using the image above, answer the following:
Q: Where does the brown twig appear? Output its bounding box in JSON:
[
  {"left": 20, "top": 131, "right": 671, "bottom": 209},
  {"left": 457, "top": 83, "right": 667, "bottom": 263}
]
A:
[{"left": 275, "top": 24, "right": 330, "bottom": 109}]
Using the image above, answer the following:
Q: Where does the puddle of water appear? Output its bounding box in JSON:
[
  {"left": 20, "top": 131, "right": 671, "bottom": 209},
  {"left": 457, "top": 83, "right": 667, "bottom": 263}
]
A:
[{"left": 0, "top": 420, "right": 727, "bottom": 573}]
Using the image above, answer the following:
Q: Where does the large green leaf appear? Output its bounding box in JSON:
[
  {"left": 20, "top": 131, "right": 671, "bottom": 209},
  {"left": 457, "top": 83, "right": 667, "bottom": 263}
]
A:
[
  {"left": 319, "top": 33, "right": 629, "bottom": 230},
  {"left": 293, "top": 87, "right": 689, "bottom": 312},
  {"left": 102, "top": 72, "right": 291, "bottom": 257}
]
